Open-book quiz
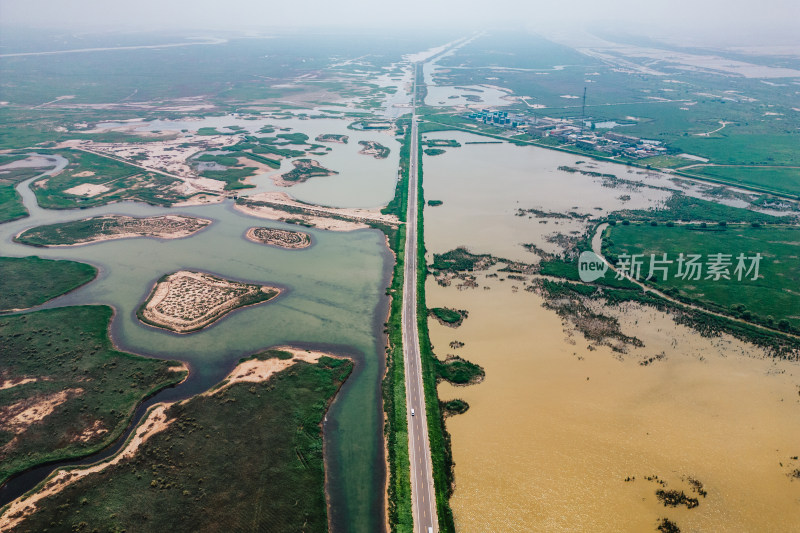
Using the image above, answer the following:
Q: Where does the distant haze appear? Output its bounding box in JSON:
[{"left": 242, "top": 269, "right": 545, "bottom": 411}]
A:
[{"left": 1, "top": 0, "right": 799, "bottom": 46}]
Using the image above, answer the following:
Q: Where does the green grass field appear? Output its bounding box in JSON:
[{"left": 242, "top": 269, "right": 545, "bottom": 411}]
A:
[
  {"left": 0, "top": 183, "right": 27, "bottom": 223},
  {"left": 605, "top": 224, "right": 800, "bottom": 330},
  {"left": 680, "top": 165, "right": 800, "bottom": 198},
  {"left": 0, "top": 306, "right": 186, "bottom": 484},
  {"left": 13, "top": 355, "right": 351, "bottom": 533},
  {"left": 0, "top": 165, "right": 45, "bottom": 223},
  {"left": 0, "top": 256, "right": 97, "bottom": 311},
  {"left": 671, "top": 134, "right": 800, "bottom": 168}
]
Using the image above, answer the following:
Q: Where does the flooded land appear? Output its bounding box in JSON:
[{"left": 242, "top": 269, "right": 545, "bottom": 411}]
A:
[
  {"left": 423, "top": 137, "right": 800, "bottom": 532},
  {"left": 2, "top": 25, "right": 799, "bottom": 533},
  {"left": 94, "top": 114, "right": 402, "bottom": 209},
  {"left": 0, "top": 130, "right": 394, "bottom": 530}
]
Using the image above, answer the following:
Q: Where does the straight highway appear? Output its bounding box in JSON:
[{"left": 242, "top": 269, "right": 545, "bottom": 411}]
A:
[{"left": 402, "top": 63, "right": 439, "bottom": 533}]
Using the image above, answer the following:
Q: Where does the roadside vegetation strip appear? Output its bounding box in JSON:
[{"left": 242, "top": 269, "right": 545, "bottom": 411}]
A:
[
  {"left": 415, "top": 140, "right": 457, "bottom": 533},
  {"left": 381, "top": 117, "right": 413, "bottom": 532},
  {"left": 0, "top": 305, "right": 187, "bottom": 486},
  {"left": 2, "top": 353, "right": 352, "bottom": 533},
  {"left": 0, "top": 256, "right": 97, "bottom": 312},
  {"left": 14, "top": 214, "right": 211, "bottom": 247},
  {"left": 381, "top": 117, "right": 411, "bottom": 222}
]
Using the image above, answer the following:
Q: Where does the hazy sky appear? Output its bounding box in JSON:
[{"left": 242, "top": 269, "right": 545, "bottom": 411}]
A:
[{"left": 2, "top": 0, "right": 799, "bottom": 45}]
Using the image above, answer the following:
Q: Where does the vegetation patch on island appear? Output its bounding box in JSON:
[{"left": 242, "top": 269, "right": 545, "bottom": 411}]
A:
[
  {"left": 431, "top": 247, "right": 496, "bottom": 273},
  {"left": 277, "top": 159, "right": 338, "bottom": 185},
  {"left": 15, "top": 214, "right": 211, "bottom": 247},
  {"left": 0, "top": 305, "right": 186, "bottom": 485},
  {"left": 358, "top": 140, "right": 391, "bottom": 159},
  {"left": 441, "top": 398, "right": 470, "bottom": 417},
  {"left": 138, "top": 271, "right": 281, "bottom": 333},
  {"left": 315, "top": 133, "right": 349, "bottom": 144},
  {"left": 423, "top": 139, "right": 461, "bottom": 148},
  {"left": 244, "top": 226, "right": 311, "bottom": 249},
  {"left": 1, "top": 353, "right": 352, "bottom": 533},
  {"left": 657, "top": 518, "right": 682, "bottom": 533},
  {"left": 656, "top": 489, "right": 700, "bottom": 509},
  {"left": 0, "top": 256, "right": 97, "bottom": 312},
  {"left": 434, "top": 355, "right": 485, "bottom": 386},
  {"left": 538, "top": 280, "right": 645, "bottom": 354},
  {"left": 429, "top": 307, "right": 468, "bottom": 327}
]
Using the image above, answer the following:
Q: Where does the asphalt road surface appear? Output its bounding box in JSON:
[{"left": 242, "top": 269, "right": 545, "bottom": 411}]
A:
[{"left": 402, "top": 65, "right": 438, "bottom": 533}]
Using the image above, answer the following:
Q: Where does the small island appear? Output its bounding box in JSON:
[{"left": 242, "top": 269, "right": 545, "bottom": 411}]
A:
[
  {"left": 423, "top": 139, "right": 462, "bottom": 148},
  {"left": 358, "top": 140, "right": 390, "bottom": 159},
  {"left": 315, "top": 133, "right": 349, "bottom": 144},
  {"left": 245, "top": 227, "right": 312, "bottom": 249},
  {"left": 15, "top": 214, "right": 211, "bottom": 247},
  {"left": 429, "top": 307, "right": 468, "bottom": 327},
  {"left": 277, "top": 159, "right": 338, "bottom": 185},
  {"left": 138, "top": 271, "right": 281, "bottom": 333}
]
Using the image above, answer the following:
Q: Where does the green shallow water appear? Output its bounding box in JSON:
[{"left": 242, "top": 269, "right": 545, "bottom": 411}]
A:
[{"left": 0, "top": 164, "right": 389, "bottom": 532}]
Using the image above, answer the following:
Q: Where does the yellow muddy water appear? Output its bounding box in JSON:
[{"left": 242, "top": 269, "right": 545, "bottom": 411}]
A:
[
  {"left": 424, "top": 137, "right": 800, "bottom": 532},
  {"left": 422, "top": 132, "right": 670, "bottom": 263}
]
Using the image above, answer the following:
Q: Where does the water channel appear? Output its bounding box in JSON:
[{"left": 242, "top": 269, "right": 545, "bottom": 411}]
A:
[{"left": 0, "top": 140, "right": 393, "bottom": 531}]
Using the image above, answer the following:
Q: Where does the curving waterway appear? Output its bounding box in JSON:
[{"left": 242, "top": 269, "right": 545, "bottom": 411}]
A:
[{"left": 0, "top": 154, "right": 391, "bottom": 532}]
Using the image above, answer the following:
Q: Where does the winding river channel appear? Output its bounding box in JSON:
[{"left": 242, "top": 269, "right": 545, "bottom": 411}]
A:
[{"left": 0, "top": 152, "right": 392, "bottom": 532}]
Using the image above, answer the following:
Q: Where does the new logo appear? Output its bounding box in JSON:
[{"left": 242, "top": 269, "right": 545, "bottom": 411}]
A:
[{"left": 578, "top": 251, "right": 608, "bottom": 282}]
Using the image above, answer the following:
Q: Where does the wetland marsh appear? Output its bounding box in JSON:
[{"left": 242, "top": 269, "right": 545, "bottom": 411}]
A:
[
  {"left": 0, "top": 151, "right": 392, "bottom": 531},
  {"left": 422, "top": 134, "right": 800, "bottom": 532}
]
